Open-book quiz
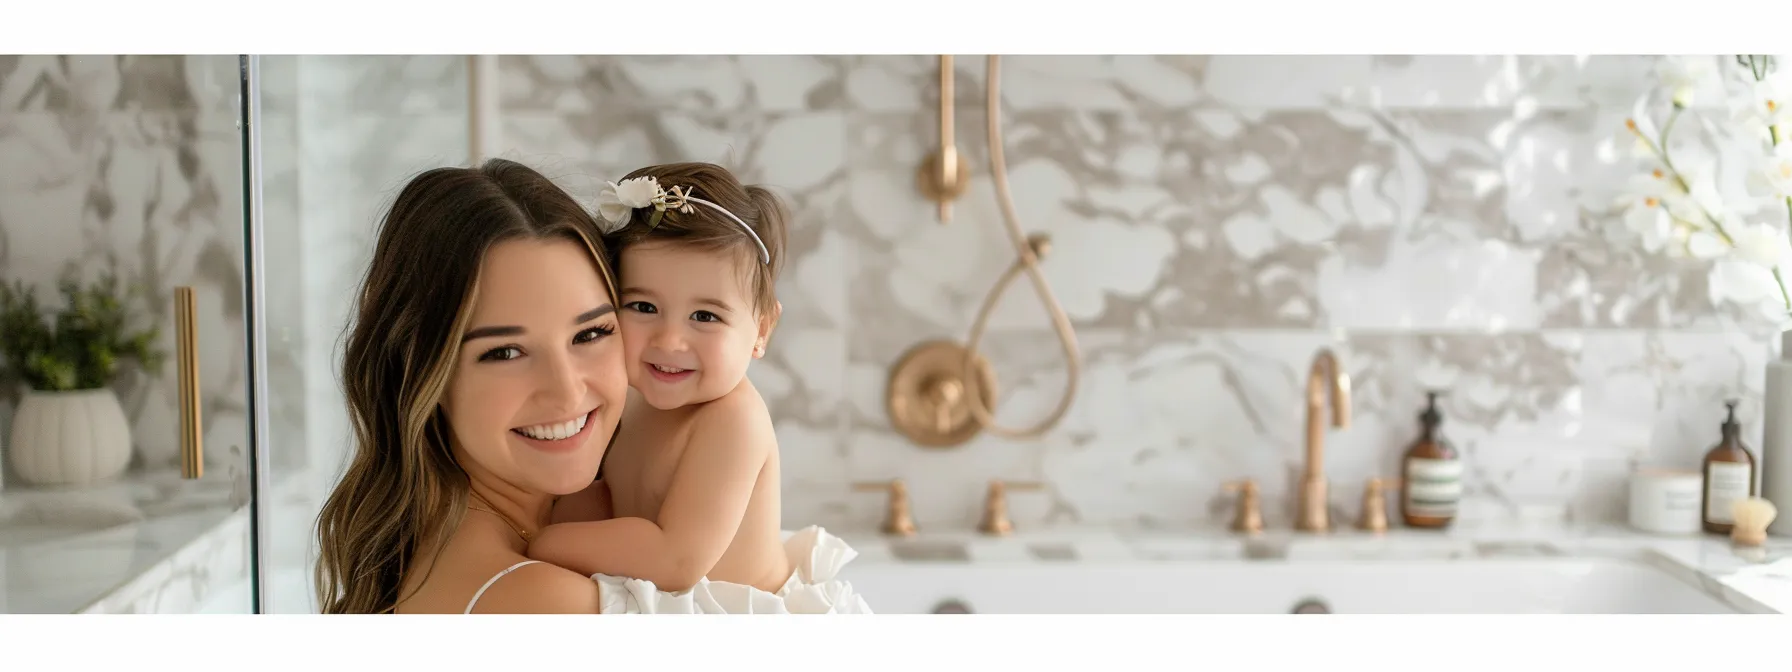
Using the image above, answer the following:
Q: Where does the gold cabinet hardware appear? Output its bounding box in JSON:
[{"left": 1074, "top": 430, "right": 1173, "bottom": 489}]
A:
[{"left": 174, "top": 286, "right": 203, "bottom": 480}]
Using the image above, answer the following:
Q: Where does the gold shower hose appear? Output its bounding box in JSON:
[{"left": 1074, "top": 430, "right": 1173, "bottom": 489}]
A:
[{"left": 958, "top": 55, "right": 1083, "bottom": 439}]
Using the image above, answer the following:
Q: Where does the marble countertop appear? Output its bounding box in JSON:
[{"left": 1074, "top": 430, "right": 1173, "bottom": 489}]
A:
[
  {"left": 823, "top": 522, "right": 1792, "bottom": 614},
  {"left": 0, "top": 468, "right": 248, "bottom": 613}
]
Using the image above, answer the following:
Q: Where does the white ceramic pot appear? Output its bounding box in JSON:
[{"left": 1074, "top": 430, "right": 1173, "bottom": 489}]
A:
[{"left": 7, "top": 388, "right": 134, "bottom": 486}]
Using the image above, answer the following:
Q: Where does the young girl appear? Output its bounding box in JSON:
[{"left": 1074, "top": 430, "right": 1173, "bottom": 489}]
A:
[{"left": 526, "top": 162, "right": 871, "bottom": 614}]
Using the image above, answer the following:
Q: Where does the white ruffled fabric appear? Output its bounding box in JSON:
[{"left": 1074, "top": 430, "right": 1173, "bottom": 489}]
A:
[{"left": 593, "top": 526, "right": 874, "bottom": 614}]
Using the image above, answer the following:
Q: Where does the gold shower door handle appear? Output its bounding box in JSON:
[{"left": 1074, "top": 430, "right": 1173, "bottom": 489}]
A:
[{"left": 175, "top": 286, "right": 203, "bottom": 479}]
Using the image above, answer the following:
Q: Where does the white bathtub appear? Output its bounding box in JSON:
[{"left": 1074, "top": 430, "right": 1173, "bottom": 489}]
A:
[{"left": 836, "top": 559, "right": 1742, "bottom": 614}]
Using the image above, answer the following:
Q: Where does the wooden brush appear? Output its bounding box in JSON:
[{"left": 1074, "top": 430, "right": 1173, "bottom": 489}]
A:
[{"left": 1730, "top": 497, "right": 1778, "bottom": 547}]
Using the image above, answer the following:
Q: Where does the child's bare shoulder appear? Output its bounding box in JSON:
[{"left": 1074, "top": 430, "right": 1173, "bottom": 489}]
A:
[
  {"left": 692, "top": 379, "right": 768, "bottom": 423},
  {"left": 687, "top": 380, "right": 775, "bottom": 448}
]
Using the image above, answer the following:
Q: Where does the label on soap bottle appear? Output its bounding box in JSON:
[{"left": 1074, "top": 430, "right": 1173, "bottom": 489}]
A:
[
  {"left": 1705, "top": 461, "right": 1753, "bottom": 524},
  {"left": 1405, "top": 457, "right": 1464, "bottom": 518}
]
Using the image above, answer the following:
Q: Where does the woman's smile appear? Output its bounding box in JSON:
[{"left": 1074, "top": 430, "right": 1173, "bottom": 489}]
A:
[{"left": 510, "top": 408, "right": 599, "bottom": 453}]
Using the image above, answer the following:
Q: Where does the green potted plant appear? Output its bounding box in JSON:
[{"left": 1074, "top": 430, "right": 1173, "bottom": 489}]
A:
[{"left": 0, "top": 272, "right": 164, "bottom": 486}]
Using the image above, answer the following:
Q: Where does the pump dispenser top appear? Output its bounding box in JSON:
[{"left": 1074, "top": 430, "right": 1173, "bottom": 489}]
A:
[
  {"left": 1420, "top": 391, "right": 1443, "bottom": 431},
  {"left": 1721, "top": 399, "right": 1741, "bottom": 439}
]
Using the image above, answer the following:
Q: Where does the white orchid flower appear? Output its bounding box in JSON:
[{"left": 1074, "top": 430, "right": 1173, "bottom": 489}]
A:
[
  {"left": 1685, "top": 229, "right": 1731, "bottom": 259},
  {"left": 1669, "top": 159, "right": 1727, "bottom": 220},
  {"left": 1730, "top": 71, "right": 1792, "bottom": 132},
  {"left": 1616, "top": 171, "right": 1678, "bottom": 252},
  {"left": 1748, "top": 140, "right": 1792, "bottom": 199},
  {"left": 1730, "top": 221, "right": 1792, "bottom": 269},
  {"left": 1710, "top": 258, "right": 1787, "bottom": 312},
  {"left": 1656, "top": 55, "right": 1722, "bottom": 107}
]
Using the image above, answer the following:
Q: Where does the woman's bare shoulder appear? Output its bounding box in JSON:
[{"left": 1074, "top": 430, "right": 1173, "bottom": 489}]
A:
[
  {"left": 462, "top": 561, "right": 603, "bottom": 614},
  {"left": 401, "top": 522, "right": 605, "bottom": 614}
]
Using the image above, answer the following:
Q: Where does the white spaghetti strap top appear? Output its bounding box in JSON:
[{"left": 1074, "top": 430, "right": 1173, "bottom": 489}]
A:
[{"left": 464, "top": 560, "right": 543, "bottom": 614}]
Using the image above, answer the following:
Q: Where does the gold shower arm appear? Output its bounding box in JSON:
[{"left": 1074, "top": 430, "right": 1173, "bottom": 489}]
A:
[{"left": 916, "top": 55, "right": 969, "bottom": 223}]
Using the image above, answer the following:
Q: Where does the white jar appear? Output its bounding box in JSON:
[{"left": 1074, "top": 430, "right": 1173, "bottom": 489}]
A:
[{"left": 1628, "top": 468, "right": 1704, "bottom": 535}]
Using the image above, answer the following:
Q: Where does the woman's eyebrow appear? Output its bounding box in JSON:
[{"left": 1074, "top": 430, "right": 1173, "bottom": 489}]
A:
[{"left": 462, "top": 304, "right": 615, "bottom": 343}]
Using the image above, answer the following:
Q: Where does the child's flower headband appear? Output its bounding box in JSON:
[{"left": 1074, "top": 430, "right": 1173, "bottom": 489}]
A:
[{"left": 595, "top": 176, "right": 771, "bottom": 264}]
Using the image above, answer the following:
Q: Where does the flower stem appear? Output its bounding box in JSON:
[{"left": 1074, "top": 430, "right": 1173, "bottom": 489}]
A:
[
  {"left": 1767, "top": 111, "right": 1792, "bottom": 316},
  {"left": 1631, "top": 119, "right": 1738, "bottom": 245},
  {"left": 1660, "top": 105, "right": 1683, "bottom": 162},
  {"left": 1775, "top": 265, "right": 1792, "bottom": 316}
]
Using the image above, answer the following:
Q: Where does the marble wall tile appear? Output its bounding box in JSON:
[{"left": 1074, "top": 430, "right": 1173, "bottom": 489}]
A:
[
  {"left": 296, "top": 55, "right": 467, "bottom": 115},
  {"left": 0, "top": 55, "right": 240, "bottom": 115},
  {"left": 499, "top": 56, "right": 847, "bottom": 114},
  {"left": 840, "top": 55, "right": 1211, "bottom": 113}
]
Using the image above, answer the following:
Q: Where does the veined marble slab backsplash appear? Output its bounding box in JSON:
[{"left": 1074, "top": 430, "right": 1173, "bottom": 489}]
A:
[{"left": 1, "top": 55, "right": 1777, "bottom": 536}]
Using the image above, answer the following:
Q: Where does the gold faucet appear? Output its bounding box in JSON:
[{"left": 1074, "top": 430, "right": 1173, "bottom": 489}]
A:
[
  {"left": 978, "top": 479, "right": 1044, "bottom": 536},
  {"left": 853, "top": 479, "right": 918, "bottom": 537},
  {"left": 1296, "top": 348, "right": 1351, "bottom": 533}
]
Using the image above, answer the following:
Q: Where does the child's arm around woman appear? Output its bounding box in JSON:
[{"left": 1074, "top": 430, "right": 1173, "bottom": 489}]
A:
[{"left": 528, "top": 389, "right": 771, "bottom": 592}]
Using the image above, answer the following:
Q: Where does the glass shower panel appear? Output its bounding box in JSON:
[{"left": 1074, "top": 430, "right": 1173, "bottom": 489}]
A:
[
  {"left": 0, "top": 54, "right": 256, "bottom": 613},
  {"left": 254, "top": 55, "right": 472, "bottom": 613}
]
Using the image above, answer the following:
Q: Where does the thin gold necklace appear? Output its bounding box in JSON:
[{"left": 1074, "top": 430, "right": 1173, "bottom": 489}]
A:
[{"left": 467, "top": 493, "right": 533, "bottom": 542}]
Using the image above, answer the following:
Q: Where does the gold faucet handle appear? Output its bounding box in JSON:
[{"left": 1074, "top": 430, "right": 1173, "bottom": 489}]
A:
[
  {"left": 979, "top": 479, "right": 1044, "bottom": 536},
  {"left": 1357, "top": 476, "right": 1400, "bottom": 533},
  {"left": 1221, "top": 479, "right": 1264, "bottom": 534},
  {"left": 852, "top": 479, "right": 917, "bottom": 536}
]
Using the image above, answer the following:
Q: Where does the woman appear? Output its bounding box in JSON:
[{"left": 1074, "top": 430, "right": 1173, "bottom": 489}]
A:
[{"left": 313, "top": 158, "right": 626, "bottom": 614}]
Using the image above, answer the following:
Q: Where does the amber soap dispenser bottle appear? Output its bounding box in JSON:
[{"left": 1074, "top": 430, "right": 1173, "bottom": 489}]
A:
[
  {"left": 1401, "top": 390, "right": 1463, "bottom": 529},
  {"left": 1701, "top": 399, "right": 1758, "bottom": 535}
]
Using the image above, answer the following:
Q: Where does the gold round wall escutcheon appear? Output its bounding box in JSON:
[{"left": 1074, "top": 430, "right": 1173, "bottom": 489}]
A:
[{"left": 886, "top": 339, "right": 997, "bottom": 448}]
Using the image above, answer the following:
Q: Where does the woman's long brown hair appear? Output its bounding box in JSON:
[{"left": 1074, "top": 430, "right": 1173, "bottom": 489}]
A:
[{"left": 313, "top": 158, "right": 618, "bottom": 614}]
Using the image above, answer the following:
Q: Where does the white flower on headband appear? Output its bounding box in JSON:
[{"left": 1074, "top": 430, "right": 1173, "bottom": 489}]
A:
[
  {"left": 591, "top": 173, "right": 773, "bottom": 264},
  {"left": 596, "top": 177, "right": 661, "bottom": 231},
  {"left": 595, "top": 176, "right": 700, "bottom": 234}
]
